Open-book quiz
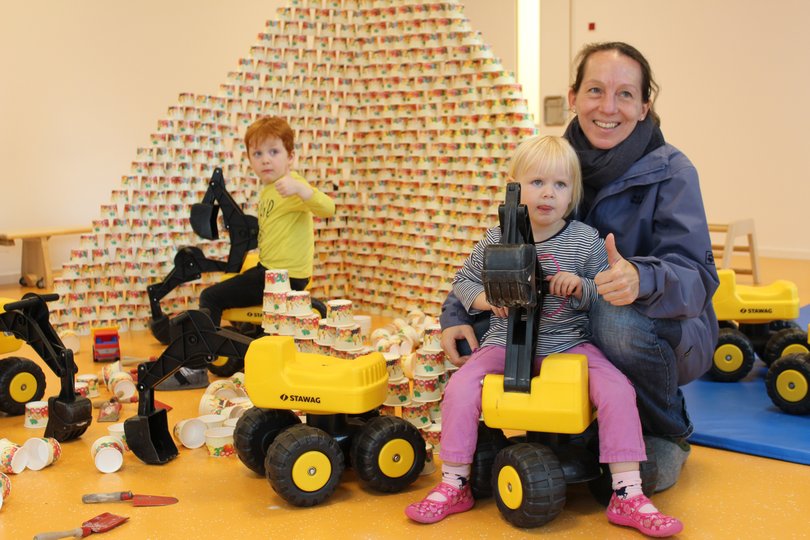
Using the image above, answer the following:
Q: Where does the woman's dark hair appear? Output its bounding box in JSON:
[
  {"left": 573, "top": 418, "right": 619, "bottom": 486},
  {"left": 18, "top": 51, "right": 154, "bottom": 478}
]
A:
[{"left": 571, "top": 42, "right": 660, "bottom": 125}]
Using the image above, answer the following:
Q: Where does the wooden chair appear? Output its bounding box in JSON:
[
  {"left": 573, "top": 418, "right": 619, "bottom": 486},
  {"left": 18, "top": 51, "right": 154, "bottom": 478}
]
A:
[{"left": 709, "top": 219, "right": 760, "bottom": 284}]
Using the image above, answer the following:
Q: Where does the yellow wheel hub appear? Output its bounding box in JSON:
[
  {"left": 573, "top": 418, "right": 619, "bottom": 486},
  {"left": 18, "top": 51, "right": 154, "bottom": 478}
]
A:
[
  {"left": 775, "top": 369, "right": 808, "bottom": 403},
  {"left": 782, "top": 344, "right": 809, "bottom": 357},
  {"left": 497, "top": 465, "right": 523, "bottom": 510},
  {"left": 291, "top": 451, "right": 332, "bottom": 492},
  {"left": 714, "top": 344, "right": 744, "bottom": 372},
  {"left": 10, "top": 371, "right": 38, "bottom": 403},
  {"left": 377, "top": 438, "right": 414, "bottom": 478},
  {"left": 211, "top": 356, "right": 229, "bottom": 367}
]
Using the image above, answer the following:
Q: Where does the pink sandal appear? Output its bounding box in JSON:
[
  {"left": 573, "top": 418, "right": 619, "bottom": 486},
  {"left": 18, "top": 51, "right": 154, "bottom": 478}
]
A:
[
  {"left": 405, "top": 482, "right": 474, "bottom": 524},
  {"left": 606, "top": 493, "right": 683, "bottom": 537}
]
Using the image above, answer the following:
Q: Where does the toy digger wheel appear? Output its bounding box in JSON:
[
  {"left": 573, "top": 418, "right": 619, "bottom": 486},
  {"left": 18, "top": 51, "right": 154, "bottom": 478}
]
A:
[
  {"left": 766, "top": 354, "right": 810, "bottom": 415},
  {"left": 0, "top": 357, "right": 46, "bottom": 416},
  {"left": 351, "top": 416, "right": 426, "bottom": 493},
  {"left": 208, "top": 356, "right": 245, "bottom": 377},
  {"left": 710, "top": 328, "right": 756, "bottom": 382},
  {"left": 265, "top": 424, "right": 345, "bottom": 507},
  {"left": 492, "top": 443, "right": 567, "bottom": 528},
  {"left": 234, "top": 407, "right": 301, "bottom": 475},
  {"left": 763, "top": 329, "right": 809, "bottom": 367},
  {"left": 470, "top": 423, "right": 510, "bottom": 499}
]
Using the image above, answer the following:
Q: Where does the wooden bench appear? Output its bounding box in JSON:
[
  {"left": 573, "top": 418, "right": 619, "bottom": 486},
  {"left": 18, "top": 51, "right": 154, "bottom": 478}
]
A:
[{"left": 0, "top": 226, "right": 91, "bottom": 289}]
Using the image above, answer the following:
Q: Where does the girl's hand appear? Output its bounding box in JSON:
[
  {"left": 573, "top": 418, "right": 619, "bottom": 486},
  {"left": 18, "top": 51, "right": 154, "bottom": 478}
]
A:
[
  {"left": 490, "top": 305, "right": 509, "bottom": 318},
  {"left": 546, "top": 271, "right": 582, "bottom": 300}
]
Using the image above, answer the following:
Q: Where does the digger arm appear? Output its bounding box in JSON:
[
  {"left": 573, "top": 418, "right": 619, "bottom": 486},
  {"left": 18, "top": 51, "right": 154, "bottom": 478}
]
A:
[
  {"left": 126, "top": 309, "right": 253, "bottom": 464},
  {"left": 146, "top": 246, "right": 229, "bottom": 320},
  {"left": 1, "top": 294, "right": 73, "bottom": 381},
  {"left": 1, "top": 293, "right": 91, "bottom": 441},
  {"left": 191, "top": 167, "right": 259, "bottom": 272},
  {"left": 481, "top": 183, "right": 544, "bottom": 393},
  {"left": 136, "top": 310, "right": 253, "bottom": 417}
]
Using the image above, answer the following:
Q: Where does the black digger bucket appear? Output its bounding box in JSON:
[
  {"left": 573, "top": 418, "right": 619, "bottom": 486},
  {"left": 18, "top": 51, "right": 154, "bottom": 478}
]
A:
[
  {"left": 124, "top": 408, "right": 178, "bottom": 465},
  {"left": 190, "top": 202, "right": 219, "bottom": 240},
  {"left": 45, "top": 394, "right": 92, "bottom": 442}
]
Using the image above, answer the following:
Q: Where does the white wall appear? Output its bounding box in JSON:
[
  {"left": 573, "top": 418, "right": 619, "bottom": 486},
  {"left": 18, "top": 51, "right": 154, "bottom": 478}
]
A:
[
  {"left": 566, "top": 0, "right": 810, "bottom": 258},
  {"left": 0, "top": 0, "right": 514, "bottom": 283},
  {"left": 1, "top": 0, "right": 808, "bottom": 284}
]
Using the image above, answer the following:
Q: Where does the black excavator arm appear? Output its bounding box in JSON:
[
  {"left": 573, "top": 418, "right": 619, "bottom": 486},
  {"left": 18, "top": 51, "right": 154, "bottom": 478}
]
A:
[
  {"left": 125, "top": 309, "right": 253, "bottom": 465},
  {"left": 1, "top": 293, "right": 92, "bottom": 441},
  {"left": 481, "top": 182, "right": 546, "bottom": 393},
  {"left": 147, "top": 167, "right": 259, "bottom": 344}
]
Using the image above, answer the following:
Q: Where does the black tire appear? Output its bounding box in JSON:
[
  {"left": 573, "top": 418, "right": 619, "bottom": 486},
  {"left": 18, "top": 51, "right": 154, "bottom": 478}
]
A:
[
  {"left": 207, "top": 356, "right": 245, "bottom": 377},
  {"left": 492, "top": 443, "right": 567, "bottom": 528},
  {"left": 769, "top": 320, "right": 801, "bottom": 333},
  {"left": 234, "top": 407, "right": 301, "bottom": 475},
  {"left": 0, "top": 357, "right": 46, "bottom": 416},
  {"left": 265, "top": 424, "right": 345, "bottom": 507},
  {"left": 587, "top": 437, "right": 658, "bottom": 506},
  {"left": 470, "top": 423, "right": 510, "bottom": 499},
  {"left": 311, "top": 298, "right": 327, "bottom": 319},
  {"left": 351, "top": 416, "right": 426, "bottom": 493},
  {"left": 710, "top": 328, "right": 756, "bottom": 382},
  {"left": 763, "top": 328, "right": 809, "bottom": 367},
  {"left": 766, "top": 354, "right": 810, "bottom": 415}
]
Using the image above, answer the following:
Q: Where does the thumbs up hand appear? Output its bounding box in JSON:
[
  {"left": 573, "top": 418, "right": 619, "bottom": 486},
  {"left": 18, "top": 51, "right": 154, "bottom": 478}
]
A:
[{"left": 594, "top": 233, "right": 640, "bottom": 306}]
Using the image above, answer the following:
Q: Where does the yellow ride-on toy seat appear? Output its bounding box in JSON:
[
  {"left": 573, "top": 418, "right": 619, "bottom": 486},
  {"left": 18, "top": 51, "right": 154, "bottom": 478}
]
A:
[
  {"left": 713, "top": 268, "right": 799, "bottom": 323},
  {"left": 244, "top": 335, "right": 388, "bottom": 414},
  {"left": 482, "top": 352, "right": 595, "bottom": 434}
]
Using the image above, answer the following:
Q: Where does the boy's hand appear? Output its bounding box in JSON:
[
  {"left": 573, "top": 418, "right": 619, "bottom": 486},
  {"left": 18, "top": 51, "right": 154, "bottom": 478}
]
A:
[
  {"left": 546, "top": 271, "right": 582, "bottom": 300},
  {"left": 274, "top": 174, "right": 312, "bottom": 199}
]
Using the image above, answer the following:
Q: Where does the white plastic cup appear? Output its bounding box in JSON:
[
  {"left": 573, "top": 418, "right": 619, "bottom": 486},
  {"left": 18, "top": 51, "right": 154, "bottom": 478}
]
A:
[
  {"left": 24, "top": 401, "right": 49, "bottom": 429},
  {"left": 0, "top": 439, "right": 28, "bottom": 474},
  {"left": 197, "top": 413, "right": 227, "bottom": 430},
  {"left": 173, "top": 418, "right": 207, "bottom": 449},
  {"left": 0, "top": 472, "right": 11, "bottom": 510},
  {"left": 204, "top": 426, "right": 235, "bottom": 458},
  {"left": 21, "top": 437, "right": 61, "bottom": 471},
  {"left": 107, "top": 423, "right": 129, "bottom": 452},
  {"left": 90, "top": 436, "right": 124, "bottom": 473}
]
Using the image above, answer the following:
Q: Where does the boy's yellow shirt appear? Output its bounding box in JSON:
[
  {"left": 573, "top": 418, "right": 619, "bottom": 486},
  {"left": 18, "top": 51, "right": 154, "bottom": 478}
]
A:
[{"left": 256, "top": 171, "right": 335, "bottom": 278}]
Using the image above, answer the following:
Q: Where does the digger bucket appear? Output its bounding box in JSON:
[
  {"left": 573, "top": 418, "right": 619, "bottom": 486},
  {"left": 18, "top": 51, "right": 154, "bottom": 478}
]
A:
[
  {"left": 190, "top": 202, "right": 219, "bottom": 240},
  {"left": 124, "top": 408, "right": 178, "bottom": 465},
  {"left": 44, "top": 395, "right": 92, "bottom": 442}
]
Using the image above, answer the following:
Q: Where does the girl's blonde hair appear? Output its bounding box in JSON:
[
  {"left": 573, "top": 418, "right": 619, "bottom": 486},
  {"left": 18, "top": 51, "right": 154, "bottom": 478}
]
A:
[{"left": 507, "top": 135, "right": 583, "bottom": 217}]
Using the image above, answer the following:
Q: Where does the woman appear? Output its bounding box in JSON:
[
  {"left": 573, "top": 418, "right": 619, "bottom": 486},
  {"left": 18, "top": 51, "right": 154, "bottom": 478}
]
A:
[{"left": 439, "top": 42, "right": 719, "bottom": 492}]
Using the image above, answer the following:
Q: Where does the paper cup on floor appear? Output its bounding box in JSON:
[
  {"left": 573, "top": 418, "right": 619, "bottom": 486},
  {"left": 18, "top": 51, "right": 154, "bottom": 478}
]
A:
[
  {"left": 24, "top": 401, "right": 49, "bottom": 429},
  {"left": 223, "top": 417, "right": 239, "bottom": 428},
  {"left": 0, "top": 471, "right": 10, "bottom": 509},
  {"left": 21, "top": 437, "right": 61, "bottom": 471},
  {"left": 421, "top": 443, "right": 436, "bottom": 476},
  {"left": 107, "top": 371, "right": 137, "bottom": 401},
  {"left": 107, "top": 423, "right": 129, "bottom": 451},
  {"left": 198, "top": 394, "right": 230, "bottom": 416},
  {"left": 77, "top": 374, "right": 100, "bottom": 397},
  {"left": 0, "top": 439, "right": 28, "bottom": 474},
  {"left": 204, "top": 379, "right": 242, "bottom": 400},
  {"left": 197, "top": 413, "right": 227, "bottom": 430},
  {"left": 204, "top": 426, "right": 235, "bottom": 457},
  {"left": 90, "top": 436, "right": 124, "bottom": 473},
  {"left": 173, "top": 418, "right": 207, "bottom": 449}
]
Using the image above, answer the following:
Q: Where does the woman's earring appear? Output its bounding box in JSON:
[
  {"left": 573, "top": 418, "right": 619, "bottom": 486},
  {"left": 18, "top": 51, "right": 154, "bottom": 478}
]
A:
[{"left": 571, "top": 107, "right": 577, "bottom": 114}]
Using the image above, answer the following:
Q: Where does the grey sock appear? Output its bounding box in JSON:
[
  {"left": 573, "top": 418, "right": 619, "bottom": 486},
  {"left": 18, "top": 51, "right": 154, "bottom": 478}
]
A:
[{"left": 646, "top": 435, "right": 691, "bottom": 493}]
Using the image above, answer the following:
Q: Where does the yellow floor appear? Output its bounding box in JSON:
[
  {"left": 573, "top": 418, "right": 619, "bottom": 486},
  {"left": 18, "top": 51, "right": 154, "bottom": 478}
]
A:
[{"left": 2, "top": 258, "right": 810, "bottom": 539}]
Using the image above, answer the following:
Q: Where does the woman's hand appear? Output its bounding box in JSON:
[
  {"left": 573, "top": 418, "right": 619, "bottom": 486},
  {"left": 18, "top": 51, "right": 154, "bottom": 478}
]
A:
[
  {"left": 594, "top": 233, "right": 640, "bottom": 305},
  {"left": 441, "top": 325, "right": 478, "bottom": 367}
]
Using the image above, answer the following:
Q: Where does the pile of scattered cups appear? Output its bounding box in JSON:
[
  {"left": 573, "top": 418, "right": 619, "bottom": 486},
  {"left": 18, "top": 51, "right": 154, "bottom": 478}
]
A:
[
  {"left": 0, "top": 436, "right": 62, "bottom": 477},
  {"left": 99, "top": 361, "right": 138, "bottom": 402},
  {"left": 372, "top": 310, "right": 459, "bottom": 455},
  {"left": 173, "top": 373, "right": 253, "bottom": 458}
]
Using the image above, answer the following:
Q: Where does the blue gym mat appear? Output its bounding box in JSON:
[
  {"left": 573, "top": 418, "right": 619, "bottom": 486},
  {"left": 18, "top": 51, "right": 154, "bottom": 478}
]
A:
[{"left": 682, "top": 305, "right": 810, "bottom": 465}]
